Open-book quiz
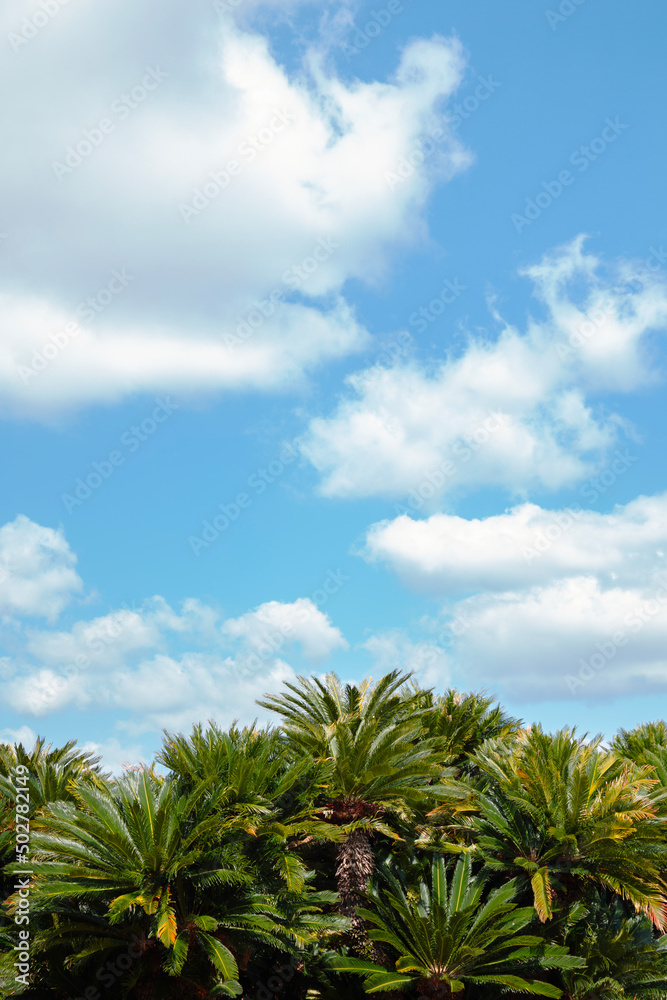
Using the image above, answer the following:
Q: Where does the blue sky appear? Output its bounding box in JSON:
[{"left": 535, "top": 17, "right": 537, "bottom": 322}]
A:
[{"left": 1, "top": 0, "right": 666, "bottom": 769}]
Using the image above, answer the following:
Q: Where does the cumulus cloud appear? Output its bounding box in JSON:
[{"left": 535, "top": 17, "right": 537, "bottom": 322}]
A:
[
  {"left": 447, "top": 576, "right": 667, "bottom": 703},
  {"left": 362, "top": 493, "right": 667, "bottom": 703},
  {"left": 110, "top": 655, "right": 298, "bottom": 736},
  {"left": 0, "top": 514, "right": 348, "bottom": 729},
  {"left": 5, "top": 650, "right": 300, "bottom": 737},
  {"left": 362, "top": 629, "right": 450, "bottom": 688},
  {"left": 80, "top": 737, "right": 151, "bottom": 776},
  {"left": 0, "top": 515, "right": 82, "bottom": 621},
  {"left": 24, "top": 602, "right": 179, "bottom": 673},
  {"left": 221, "top": 597, "right": 348, "bottom": 660},
  {"left": 0, "top": 725, "right": 37, "bottom": 749},
  {"left": 2, "top": 574, "right": 348, "bottom": 730},
  {"left": 0, "top": 0, "right": 470, "bottom": 417},
  {"left": 5, "top": 296, "right": 369, "bottom": 415},
  {"left": 300, "top": 238, "right": 667, "bottom": 500},
  {"left": 364, "top": 491, "right": 667, "bottom": 595}
]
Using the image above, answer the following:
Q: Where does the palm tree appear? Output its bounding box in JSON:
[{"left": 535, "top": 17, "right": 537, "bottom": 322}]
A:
[
  {"left": 612, "top": 721, "right": 667, "bottom": 764},
  {"left": 158, "top": 721, "right": 341, "bottom": 898},
  {"left": 0, "top": 736, "right": 106, "bottom": 810},
  {"left": 158, "top": 722, "right": 293, "bottom": 800},
  {"left": 558, "top": 891, "right": 667, "bottom": 1000},
  {"left": 258, "top": 671, "right": 462, "bottom": 954},
  {"left": 407, "top": 690, "right": 519, "bottom": 855},
  {"left": 0, "top": 736, "right": 106, "bottom": 946},
  {"left": 157, "top": 721, "right": 322, "bottom": 830},
  {"left": 9, "top": 771, "right": 290, "bottom": 997},
  {"left": 612, "top": 723, "right": 667, "bottom": 814},
  {"left": 470, "top": 727, "right": 667, "bottom": 927},
  {"left": 415, "top": 688, "right": 520, "bottom": 770},
  {"left": 329, "top": 853, "right": 579, "bottom": 997}
]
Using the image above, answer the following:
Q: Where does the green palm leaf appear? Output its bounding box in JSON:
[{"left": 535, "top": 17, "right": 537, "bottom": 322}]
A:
[{"left": 198, "top": 932, "right": 239, "bottom": 981}]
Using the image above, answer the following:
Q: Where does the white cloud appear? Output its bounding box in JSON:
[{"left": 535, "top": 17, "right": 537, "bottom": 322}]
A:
[
  {"left": 110, "top": 654, "right": 298, "bottom": 736},
  {"left": 362, "top": 629, "right": 450, "bottom": 688},
  {"left": 300, "top": 238, "right": 667, "bottom": 499},
  {"left": 364, "top": 491, "right": 667, "bottom": 595},
  {"left": 4, "top": 296, "right": 370, "bottom": 416},
  {"left": 80, "top": 737, "right": 156, "bottom": 776},
  {"left": 7, "top": 668, "right": 82, "bottom": 716},
  {"left": 222, "top": 597, "right": 348, "bottom": 660},
  {"left": 0, "top": 516, "right": 348, "bottom": 727},
  {"left": 3, "top": 583, "right": 348, "bottom": 728},
  {"left": 0, "top": 515, "right": 82, "bottom": 621},
  {"left": 0, "top": 0, "right": 470, "bottom": 417},
  {"left": 23, "top": 596, "right": 223, "bottom": 673},
  {"left": 25, "top": 608, "right": 164, "bottom": 672},
  {"left": 362, "top": 492, "right": 667, "bottom": 703},
  {"left": 0, "top": 725, "right": 145, "bottom": 773},
  {"left": 448, "top": 576, "right": 667, "bottom": 702},
  {"left": 214, "top": 0, "right": 332, "bottom": 15},
  {"left": 0, "top": 725, "right": 37, "bottom": 749}
]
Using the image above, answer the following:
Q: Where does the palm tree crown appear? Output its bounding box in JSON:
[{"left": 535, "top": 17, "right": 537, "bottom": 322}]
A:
[
  {"left": 331, "top": 852, "right": 581, "bottom": 997},
  {"left": 259, "top": 671, "right": 460, "bottom": 954},
  {"left": 471, "top": 727, "right": 667, "bottom": 927}
]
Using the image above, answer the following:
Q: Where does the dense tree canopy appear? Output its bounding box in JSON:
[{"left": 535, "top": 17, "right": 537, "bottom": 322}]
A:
[{"left": 2, "top": 673, "right": 667, "bottom": 999}]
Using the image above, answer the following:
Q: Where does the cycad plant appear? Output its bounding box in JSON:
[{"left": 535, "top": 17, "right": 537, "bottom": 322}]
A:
[
  {"left": 612, "top": 723, "right": 667, "bottom": 816},
  {"left": 331, "top": 853, "right": 580, "bottom": 997},
  {"left": 415, "top": 688, "right": 519, "bottom": 771},
  {"left": 470, "top": 727, "right": 667, "bottom": 926},
  {"left": 0, "top": 736, "right": 106, "bottom": 941},
  {"left": 157, "top": 722, "right": 311, "bottom": 813},
  {"left": 158, "top": 720, "right": 336, "bottom": 896},
  {"left": 7, "top": 771, "right": 291, "bottom": 997},
  {"left": 558, "top": 891, "right": 667, "bottom": 1000},
  {"left": 0, "top": 736, "right": 106, "bottom": 810},
  {"left": 612, "top": 721, "right": 667, "bottom": 763},
  {"left": 259, "top": 671, "right": 461, "bottom": 953}
]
